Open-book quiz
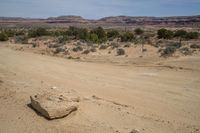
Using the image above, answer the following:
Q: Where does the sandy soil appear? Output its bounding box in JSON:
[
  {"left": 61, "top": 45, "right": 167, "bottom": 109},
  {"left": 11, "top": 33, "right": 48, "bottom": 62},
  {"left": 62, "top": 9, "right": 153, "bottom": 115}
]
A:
[{"left": 0, "top": 44, "right": 200, "bottom": 133}]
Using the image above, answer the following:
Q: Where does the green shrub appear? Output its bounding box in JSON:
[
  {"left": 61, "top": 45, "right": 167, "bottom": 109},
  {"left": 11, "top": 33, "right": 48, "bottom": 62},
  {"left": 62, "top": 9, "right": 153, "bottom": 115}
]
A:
[
  {"left": 66, "top": 26, "right": 79, "bottom": 37},
  {"left": 120, "top": 32, "right": 135, "bottom": 42},
  {"left": 88, "top": 33, "right": 99, "bottom": 43},
  {"left": 186, "top": 32, "right": 199, "bottom": 39},
  {"left": 4, "top": 29, "right": 15, "bottom": 37},
  {"left": 65, "top": 27, "right": 89, "bottom": 41},
  {"left": 107, "top": 29, "right": 119, "bottom": 39},
  {"left": 174, "top": 30, "right": 187, "bottom": 38},
  {"left": 90, "top": 27, "right": 107, "bottom": 43},
  {"left": 134, "top": 28, "right": 144, "bottom": 35},
  {"left": 77, "top": 28, "right": 89, "bottom": 40},
  {"left": 157, "top": 28, "right": 174, "bottom": 39},
  {"left": 28, "top": 28, "right": 48, "bottom": 37},
  {"left": 58, "top": 35, "right": 68, "bottom": 43},
  {"left": 0, "top": 32, "right": 8, "bottom": 41}
]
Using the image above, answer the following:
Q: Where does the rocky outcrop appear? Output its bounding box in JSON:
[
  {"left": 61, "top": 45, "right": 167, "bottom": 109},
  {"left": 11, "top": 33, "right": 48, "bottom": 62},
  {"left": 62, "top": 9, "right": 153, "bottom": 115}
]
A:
[{"left": 30, "top": 90, "right": 80, "bottom": 120}]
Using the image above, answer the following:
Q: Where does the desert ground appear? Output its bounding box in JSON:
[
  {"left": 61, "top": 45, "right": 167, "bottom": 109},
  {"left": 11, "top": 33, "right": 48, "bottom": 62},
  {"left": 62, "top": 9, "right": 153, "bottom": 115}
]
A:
[{"left": 0, "top": 42, "right": 200, "bottom": 133}]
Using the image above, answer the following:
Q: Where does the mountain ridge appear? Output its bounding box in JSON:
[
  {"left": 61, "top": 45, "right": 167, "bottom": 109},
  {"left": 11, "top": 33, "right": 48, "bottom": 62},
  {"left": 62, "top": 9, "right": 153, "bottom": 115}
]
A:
[{"left": 0, "top": 15, "right": 200, "bottom": 27}]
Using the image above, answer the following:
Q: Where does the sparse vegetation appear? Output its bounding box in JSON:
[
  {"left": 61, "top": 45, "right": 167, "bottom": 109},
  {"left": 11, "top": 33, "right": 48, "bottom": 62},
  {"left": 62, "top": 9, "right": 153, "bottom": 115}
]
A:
[
  {"left": 124, "top": 43, "right": 131, "bottom": 48},
  {"left": 190, "top": 44, "right": 200, "bottom": 49},
  {"left": 1, "top": 26, "right": 199, "bottom": 58},
  {"left": 160, "top": 46, "right": 176, "bottom": 57},
  {"left": 99, "top": 45, "right": 108, "bottom": 50},
  {"left": 54, "top": 47, "right": 65, "bottom": 54},
  {"left": 14, "top": 35, "right": 28, "bottom": 44},
  {"left": 157, "top": 28, "right": 174, "bottom": 39},
  {"left": 0, "top": 32, "right": 8, "bottom": 41},
  {"left": 72, "top": 46, "right": 83, "bottom": 52},
  {"left": 117, "top": 48, "right": 125, "bottom": 56},
  {"left": 120, "top": 32, "right": 135, "bottom": 42},
  {"left": 28, "top": 28, "right": 48, "bottom": 38},
  {"left": 134, "top": 28, "right": 144, "bottom": 35},
  {"left": 107, "top": 29, "right": 119, "bottom": 40},
  {"left": 82, "top": 49, "right": 90, "bottom": 54}
]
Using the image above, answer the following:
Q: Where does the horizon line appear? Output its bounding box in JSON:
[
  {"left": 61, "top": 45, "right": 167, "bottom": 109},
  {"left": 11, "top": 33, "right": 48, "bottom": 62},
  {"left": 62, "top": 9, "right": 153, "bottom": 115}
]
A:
[{"left": 0, "top": 14, "right": 200, "bottom": 20}]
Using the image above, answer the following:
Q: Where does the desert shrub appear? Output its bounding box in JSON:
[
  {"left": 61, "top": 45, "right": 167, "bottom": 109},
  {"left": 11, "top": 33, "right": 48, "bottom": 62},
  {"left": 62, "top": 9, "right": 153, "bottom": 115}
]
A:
[
  {"left": 117, "top": 48, "right": 125, "bottom": 56},
  {"left": 110, "top": 42, "right": 119, "bottom": 49},
  {"left": 58, "top": 35, "right": 68, "bottom": 43},
  {"left": 160, "top": 46, "right": 176, "bottom": 57},
  {"left": 77, "top": 28, "right": 89, "bottom": 40},
  {"left": 90, "top": 27, "right": 107, "bottom": 43},
  {"left": 0, "top": 32, "right": 8, "bottom": 41},
  {"left": 65, "top": 27, "right": 89, "bottom": 41},
  {"left": 120, "top": 32, "right": 135, "bottom": 42},
  {"left": 124, "top": 43, "right": 131, "bottom": 48},
  {"left": 87, "top": 33, "right": 100, "bottom": 43},
  {"left": 168, "top": 42, "right": 181, "bottom": 49},
  {"left": 174, "top": 30, "right": 187, "bottom": 38},
  {"left": 76, "top": 42, "right": 82, "bottom": 45},
  {"left": 157, "top": 28, "right": 174, "bottom": 39},
  {"left": 66, "top": 26, "right": 79, "bottom": 37},
  {"left": 32, "top": 43, "right": 37, "bottom": 48},
  {"left": 190, "top": 44, "right": 200, "bottom": 49},
  {"left": 90, "top": 47, "right": 97, "bottom": 52},
  {"left": 14, "top": 35, "right": 28, "bottom": 44},
  {"left": 28, "top": 28, "right": 48, "bottom": 37},
  {"left": 186, "top": 32, "right": 199, "bottom": 39},
  {"left": 50, "top": 30, "right": 62, "bottom": 37},
  {"left": 72, "top": 46, "right": 83, "bottom": 52},
  {"left": 107, "top": 29, "right": 119, "bottom": 39},
  {"left": 180, "top": 47, "right": 190, "bottom": 55},
  {"left": 54, "top": 47, "right": 65, "bottom": 54},
  {"left": 134, "top": 28, "right": 144, "bottom": 35},
  {"left": 48, "top": 43, "right": 63, "bottom": 48},
  {"left": 82, "top": 49, "right": 90, "bottom": 54},
  {"left": 15, "top": 30, "right": 26, "bottom": 36},
  {"left": 4, "top": 29, "right": 15, "bottom": 37},
  {"left": 142, "top": 48, "right": 147, "bottom": 52},
  {"left": 99, "top": 45, "right": 108, "bottom": 50},
  {"left": 88, "top": 33, "right": 99, "bottom": 43}
]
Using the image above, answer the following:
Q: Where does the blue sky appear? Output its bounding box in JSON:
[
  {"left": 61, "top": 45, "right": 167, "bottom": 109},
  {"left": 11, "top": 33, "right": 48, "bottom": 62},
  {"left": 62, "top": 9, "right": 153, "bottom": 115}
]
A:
[{"left": 0, "top": 0, "right": 200, "bottom": 19}]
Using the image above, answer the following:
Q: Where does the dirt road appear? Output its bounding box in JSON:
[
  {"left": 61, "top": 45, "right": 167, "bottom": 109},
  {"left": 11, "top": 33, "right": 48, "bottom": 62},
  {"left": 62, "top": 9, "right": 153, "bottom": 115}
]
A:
[{"left": 0, "top": 45, "right": 200, "bottom": 133}]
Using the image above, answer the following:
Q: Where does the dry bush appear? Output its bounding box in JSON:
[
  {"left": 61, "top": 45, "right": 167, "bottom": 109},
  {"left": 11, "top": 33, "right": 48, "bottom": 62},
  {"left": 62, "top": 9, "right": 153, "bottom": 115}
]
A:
[
  {"left": 82, "top": 49, "right": 90, "bottom": 54},
  {"left": 116, "top": 48, "right": 125, "bottom": 56},
  {"left": 72, "top": 46, "right": 83, "bottom": 52},
  {"left": 99, "top": 45, "right": 108, "bottom": 50},
  {"left": 190, "top": 44, "right": 200, "bottom": 49}
]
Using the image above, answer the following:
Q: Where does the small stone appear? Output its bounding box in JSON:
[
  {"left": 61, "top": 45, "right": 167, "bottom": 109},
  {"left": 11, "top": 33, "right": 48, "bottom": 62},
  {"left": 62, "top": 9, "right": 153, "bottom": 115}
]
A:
[
  {"left": 51, "top": 86, "right": 57, "bottom": 90},
  {"left": 130, "top": 129, "right": 140, "bottom": 133}
]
